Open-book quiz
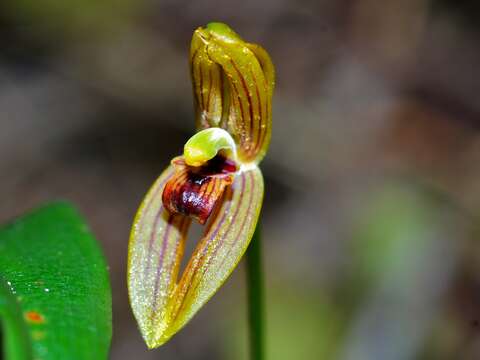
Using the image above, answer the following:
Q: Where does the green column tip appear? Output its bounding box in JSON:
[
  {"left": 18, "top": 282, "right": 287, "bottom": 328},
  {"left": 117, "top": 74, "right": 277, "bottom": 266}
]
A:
[{"left": 206, "top": 22, "right": 241, "bottom": 42}]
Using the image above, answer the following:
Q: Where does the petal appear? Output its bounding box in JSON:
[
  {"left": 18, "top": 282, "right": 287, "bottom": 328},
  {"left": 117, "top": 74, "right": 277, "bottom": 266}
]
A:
[
  {"left": 246, "top": 43, "right": 275, "bottom": 94},
  {"left": 190, "top": 32, "right": 225, "bottom": 130},
  {"left": 128, "top": 165, "right": 191, "bottom": 348},
  {"left": 165, "top": 166, "right": 264, "bottom": 340},
  {"left": 128, "top": 165, "right": 264, "bottom": 348},
  {"left": 190, "top": 23, "right": 275, "bottom": 164}
]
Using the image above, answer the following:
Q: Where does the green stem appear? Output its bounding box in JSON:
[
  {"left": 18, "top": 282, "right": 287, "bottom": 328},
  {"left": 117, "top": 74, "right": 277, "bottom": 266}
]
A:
[{"left": 246, "top": 222, "right": 265, "bottom": 360}]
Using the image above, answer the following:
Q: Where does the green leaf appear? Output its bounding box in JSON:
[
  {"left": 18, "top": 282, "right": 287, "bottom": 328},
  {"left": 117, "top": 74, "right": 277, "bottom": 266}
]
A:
[{"left": 0, "top": 202, "right": 112, "bottom": 359}]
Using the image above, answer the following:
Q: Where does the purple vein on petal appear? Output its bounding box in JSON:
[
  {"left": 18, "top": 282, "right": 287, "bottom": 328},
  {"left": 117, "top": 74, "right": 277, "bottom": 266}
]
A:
[
  {"left": 201, "top": 171, "right": 248, "bottom": 267},
  {"left": 140, "top": 172, "right": 173, "bottom": 276},
  {"left": 143, "top": 168, "right": 174, "bottom": 223},
  {"left": 163, "top": 217, "right": 191, "bottom": 289},
  {"left": 194, "top": 170, "right": 244, "bottom": 266},
  {"left": 251, "top": 69, "right": 265, "bottom": 154},
  {"left": 206, "top": 68, "right": 213, "bottom": 114},
  {"left": 215, "top": 170, "right": 256, "bottom": 273},
  {"left": 150, "top": 213, "right": 177, "bottom": 314},
  {"left": 170, "top": 178, "right": 243, "bottom": 323},
  {"left": 143, "top": 170, "right": 184, "bottom": 278},
  {"left": 175, "top": 171, "right": 252, "bottom": 319},
  {"left": 230, "top": 59, "right": 255, "bottom": 154},
  {"left": 140, "top": 168, "right": 173, "bottom": 249},
  {"left": 200, "top": 182, "right": 237, "bottom": 257},
  {"left": 143, "top": 210, "right": 165, "bottom": 280}
]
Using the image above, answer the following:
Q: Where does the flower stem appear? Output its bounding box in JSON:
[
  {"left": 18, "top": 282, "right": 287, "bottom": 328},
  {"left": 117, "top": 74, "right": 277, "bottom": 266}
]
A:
[{"left": 246, "top": 221, "right": 265, "bottom": 360}]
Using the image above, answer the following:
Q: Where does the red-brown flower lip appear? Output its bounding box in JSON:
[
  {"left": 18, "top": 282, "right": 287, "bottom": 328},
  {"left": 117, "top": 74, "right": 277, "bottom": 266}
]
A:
[{"left": 162, "top": 155, "right": 237, "bottom": 224}]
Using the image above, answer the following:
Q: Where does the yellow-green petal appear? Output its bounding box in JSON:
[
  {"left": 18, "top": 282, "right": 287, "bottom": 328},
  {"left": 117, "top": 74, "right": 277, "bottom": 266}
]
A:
[
  {"left": 166, "top": 167, "right": 264, "bottom": 339},
  {"left": 128, "top": 165, "right": 264, "bottom": 348},
  {"left": 127, "top": 166, "right": 191, "bottom": 348}
]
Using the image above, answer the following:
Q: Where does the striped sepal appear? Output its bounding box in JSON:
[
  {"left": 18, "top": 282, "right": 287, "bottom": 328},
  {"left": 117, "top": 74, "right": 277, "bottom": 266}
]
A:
[
  {"left": 128, "top": 166, "right": 264, "bottom": 348},
  {"left": 190, "top": 25, "right": 275, "bottom": 164},
  {"left": 128, "top": 165, "right": 191, "bottom": 348},
  {"left": 190, "top": 32, "right": 225, "bottom": 130},
  {"left": 166, "top": 167, "right": 263, "bottom": 338}
]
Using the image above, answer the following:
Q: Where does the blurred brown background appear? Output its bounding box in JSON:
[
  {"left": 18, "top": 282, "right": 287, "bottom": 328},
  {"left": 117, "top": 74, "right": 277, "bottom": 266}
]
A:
[{"left": 1, "top": 0, "right": 480, "bottom": 359}]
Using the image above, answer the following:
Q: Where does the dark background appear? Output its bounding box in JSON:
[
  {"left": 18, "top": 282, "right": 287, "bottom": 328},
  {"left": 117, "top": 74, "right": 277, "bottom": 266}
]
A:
[{"left": 1, "top": 0, "right": 480, "bottom": 359}]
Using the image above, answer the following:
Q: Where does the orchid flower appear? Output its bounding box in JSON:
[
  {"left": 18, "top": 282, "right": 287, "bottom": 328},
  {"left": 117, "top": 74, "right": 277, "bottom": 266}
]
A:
[{"left": 127, "top": 22, "right": 275, "bottom": 348}]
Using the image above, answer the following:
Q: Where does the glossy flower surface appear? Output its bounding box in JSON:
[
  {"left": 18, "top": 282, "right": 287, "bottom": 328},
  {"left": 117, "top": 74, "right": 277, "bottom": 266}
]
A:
[{"left": 128, "top": 22, "right": 274, "bottom": 348}]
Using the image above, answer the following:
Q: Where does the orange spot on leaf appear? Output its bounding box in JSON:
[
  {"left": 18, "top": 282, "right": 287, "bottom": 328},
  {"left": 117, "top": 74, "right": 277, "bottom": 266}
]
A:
[{"left": 25, "top": 311, "right": 45, "bottom": 324}]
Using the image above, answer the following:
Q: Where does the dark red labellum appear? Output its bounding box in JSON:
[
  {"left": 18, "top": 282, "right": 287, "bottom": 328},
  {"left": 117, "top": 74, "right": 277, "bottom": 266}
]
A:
[{"left": 162, "top": 156, "right": 237, "bottom": 224}]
